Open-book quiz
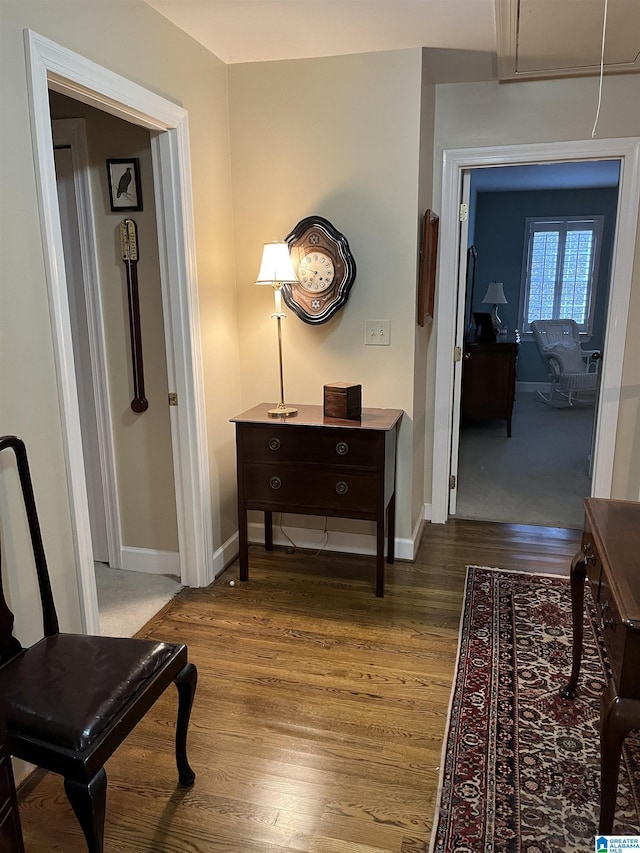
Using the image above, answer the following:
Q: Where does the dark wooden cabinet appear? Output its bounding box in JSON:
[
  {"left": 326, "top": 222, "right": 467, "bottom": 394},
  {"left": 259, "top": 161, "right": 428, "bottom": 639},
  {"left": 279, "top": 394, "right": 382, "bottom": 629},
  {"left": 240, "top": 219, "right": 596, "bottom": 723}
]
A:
[
  {"left": 232, "top": 404, "right": 403, "bottom": 597},
  {"left": 0, "top": 713, "right": 24, "bottom": 853},
  {"left": 461, "top": 337, "right": 518, "bottom": 436},
  {"left": 562, "top": 498, "right": 640, "bottom": 833}
]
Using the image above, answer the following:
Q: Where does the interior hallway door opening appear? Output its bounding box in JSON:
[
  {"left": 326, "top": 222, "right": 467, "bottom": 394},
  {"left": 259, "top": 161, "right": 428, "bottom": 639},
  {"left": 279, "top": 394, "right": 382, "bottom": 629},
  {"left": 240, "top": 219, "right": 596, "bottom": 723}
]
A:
[
  {"left": 430, "top": 137, "right": 640, "bottom": 526},
  {"left": 450, "top": 161, "right": 617, "bottom": 528},
  {"left": 25, "top": 30, "right": 214, "bottom": 635}
]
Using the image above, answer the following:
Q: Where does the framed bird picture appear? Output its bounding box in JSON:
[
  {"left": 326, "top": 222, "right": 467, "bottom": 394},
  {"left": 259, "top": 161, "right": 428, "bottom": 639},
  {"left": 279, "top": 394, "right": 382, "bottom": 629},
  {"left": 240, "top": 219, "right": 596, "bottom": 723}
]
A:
[{"left": 106, "top": 158, "right": 143, "bottom": 212}]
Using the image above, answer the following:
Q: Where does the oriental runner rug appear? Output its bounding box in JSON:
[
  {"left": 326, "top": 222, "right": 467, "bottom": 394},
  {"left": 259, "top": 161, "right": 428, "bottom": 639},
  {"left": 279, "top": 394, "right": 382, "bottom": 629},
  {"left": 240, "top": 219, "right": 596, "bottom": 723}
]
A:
[{"left": 430, "top": 566, "right": 640, "bottom": 853}]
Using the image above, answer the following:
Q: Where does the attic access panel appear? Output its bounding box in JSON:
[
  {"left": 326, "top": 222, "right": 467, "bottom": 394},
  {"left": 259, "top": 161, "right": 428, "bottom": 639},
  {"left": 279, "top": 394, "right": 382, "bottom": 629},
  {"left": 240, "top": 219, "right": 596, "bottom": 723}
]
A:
[{"left": 496, "top": 0, "right": 640, "bottom": 81}]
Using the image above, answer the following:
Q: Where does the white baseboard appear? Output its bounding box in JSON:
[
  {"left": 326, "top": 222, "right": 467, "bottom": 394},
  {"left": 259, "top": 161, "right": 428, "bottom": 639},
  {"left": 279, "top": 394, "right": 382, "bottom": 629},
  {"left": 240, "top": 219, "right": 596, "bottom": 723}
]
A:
[
  {"left": 120, "top": 547, "right": 180, "bottom": 576},
  {"left": 213, "top": 532, "right": 240, "bottom": 578},
  {"left": 119, "top": 519, "right": 426, "bottom": 581},
  {"left": 120, "top": 537, "right": 242, "bottom": 584},
  {"left": 408, "top": 515, "right": 426, "bottom": 559},
  {"left": 246, "top": 516, "right": 420, "bottom": 562},
  {"left": 516, "top": 381, "right": 547, "bottom": 393},
  {"left": 423, "top": 502, "right": 432, "bottom": 521}
]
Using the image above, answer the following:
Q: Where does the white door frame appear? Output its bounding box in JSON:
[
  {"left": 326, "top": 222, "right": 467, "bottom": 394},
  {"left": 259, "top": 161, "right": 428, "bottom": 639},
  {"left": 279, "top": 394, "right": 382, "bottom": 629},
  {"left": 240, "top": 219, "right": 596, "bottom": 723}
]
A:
[
  {"left": 52, "top": 118, "right": 123, "bottom": 571},
  {"left": 447, "top": 171, "right": 471, "bottom": 516},
  {"left": 24, "top": 30, "right": 214, "bottom": 633},
  {"left": 431, "top": 137, "right": 640, "bottom": 524}
]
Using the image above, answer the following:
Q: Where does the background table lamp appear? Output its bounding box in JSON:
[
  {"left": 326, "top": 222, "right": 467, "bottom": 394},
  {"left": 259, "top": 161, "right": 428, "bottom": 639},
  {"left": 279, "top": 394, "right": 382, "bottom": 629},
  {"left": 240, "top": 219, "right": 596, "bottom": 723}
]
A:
[
  {"left": 482, "top": 281, "right": 508, "bottom": 329},
  {"left": 256, "top": 241, "right": 299, "bottom": 417}
]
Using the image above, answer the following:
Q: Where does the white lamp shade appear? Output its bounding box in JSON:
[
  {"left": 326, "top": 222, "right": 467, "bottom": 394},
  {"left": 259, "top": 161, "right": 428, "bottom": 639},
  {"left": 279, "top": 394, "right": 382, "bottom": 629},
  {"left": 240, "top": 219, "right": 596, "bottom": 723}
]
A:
[
  {"left": 482, "top": 281, "right": 507, "bottom": 304},
  {"left": 256, "top": 241, "right": 298, "bottom": 285}
]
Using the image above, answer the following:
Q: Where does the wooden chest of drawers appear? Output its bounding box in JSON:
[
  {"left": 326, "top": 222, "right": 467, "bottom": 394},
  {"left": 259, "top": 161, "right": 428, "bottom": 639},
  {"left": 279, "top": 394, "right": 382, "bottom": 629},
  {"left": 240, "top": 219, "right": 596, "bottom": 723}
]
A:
[
  {"left": 461, "top": 337, "right": 518, "bottom": 437},
  {"left": 562, "top": 498, "right": 640, "bottom": 833},
  {"left": 232, "top": 404, "right": 403, "bottom": 596},
  {"left": 581, "top": 500, "right": 640, "bottom": 699}
]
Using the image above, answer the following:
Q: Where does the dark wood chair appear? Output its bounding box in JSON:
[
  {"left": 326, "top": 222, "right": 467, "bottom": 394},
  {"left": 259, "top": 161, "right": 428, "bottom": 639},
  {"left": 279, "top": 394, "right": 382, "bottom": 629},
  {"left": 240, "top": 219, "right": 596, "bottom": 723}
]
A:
[{"left": 0, "top": 435, "right": 198, "bottom": 852}]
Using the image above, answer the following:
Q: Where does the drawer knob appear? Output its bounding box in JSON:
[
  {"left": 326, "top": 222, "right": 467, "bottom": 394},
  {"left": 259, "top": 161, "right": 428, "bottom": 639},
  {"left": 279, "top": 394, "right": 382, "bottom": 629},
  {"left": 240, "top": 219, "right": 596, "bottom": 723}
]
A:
[
  {"left": 268, "top": 438, "right": 281, "bottom": 451},
  {"left": 335, "top": 481, "right": 349, "bottom": 495},
  {"left": 269, "top": 476, "right": 282, "bottom": 490},
  {"left": 336, "top": 441, "right": 349, "bottom": 456}
]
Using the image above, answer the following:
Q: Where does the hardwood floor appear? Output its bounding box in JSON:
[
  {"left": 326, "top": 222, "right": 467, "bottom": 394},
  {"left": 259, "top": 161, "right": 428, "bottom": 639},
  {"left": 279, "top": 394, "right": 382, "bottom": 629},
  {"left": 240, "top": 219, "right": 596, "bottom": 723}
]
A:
[{"left": 17, "top": 519, "right": 581, "bottom": 852}]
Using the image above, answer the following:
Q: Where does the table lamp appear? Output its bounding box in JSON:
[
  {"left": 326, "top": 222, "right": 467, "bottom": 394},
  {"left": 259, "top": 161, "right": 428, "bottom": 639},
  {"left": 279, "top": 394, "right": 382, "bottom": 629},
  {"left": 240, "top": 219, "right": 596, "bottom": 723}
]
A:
[
  {"left": 482, "top": 281, "right": 508, "bottom": 330},
  {"left": 256, "top": 241, "right": 299, "bottom": 417}
]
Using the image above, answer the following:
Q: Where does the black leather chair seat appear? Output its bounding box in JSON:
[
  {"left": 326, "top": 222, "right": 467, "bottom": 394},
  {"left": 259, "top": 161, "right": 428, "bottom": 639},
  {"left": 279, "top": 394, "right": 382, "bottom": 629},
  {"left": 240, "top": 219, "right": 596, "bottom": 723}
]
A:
[{"left": 0, "top": 634, "right": 183, "bottom": 751}]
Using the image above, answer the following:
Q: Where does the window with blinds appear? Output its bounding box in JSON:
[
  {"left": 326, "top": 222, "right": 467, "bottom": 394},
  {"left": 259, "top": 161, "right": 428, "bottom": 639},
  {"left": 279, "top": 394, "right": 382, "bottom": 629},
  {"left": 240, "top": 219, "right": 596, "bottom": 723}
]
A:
[{"left": 520, "top": 216, "right": 603, "bottom": 335}]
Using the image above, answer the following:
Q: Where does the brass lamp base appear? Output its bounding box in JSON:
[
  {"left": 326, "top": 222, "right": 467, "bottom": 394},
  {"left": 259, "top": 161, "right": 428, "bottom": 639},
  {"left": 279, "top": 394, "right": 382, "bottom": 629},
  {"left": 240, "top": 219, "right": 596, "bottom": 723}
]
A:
[{"left": 268, "top": 404, "right": 298, "bottom": 418}]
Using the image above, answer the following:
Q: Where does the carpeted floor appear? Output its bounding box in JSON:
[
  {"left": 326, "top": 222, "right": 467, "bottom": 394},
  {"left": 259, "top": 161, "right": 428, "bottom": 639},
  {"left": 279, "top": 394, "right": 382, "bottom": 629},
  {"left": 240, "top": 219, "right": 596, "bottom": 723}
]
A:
[
  {"left": 95, "top": 563, "right": 182, "bottom": 637},
  {"left": 456, "top": 391, "right": 594, "bottom": 529},
  {"left": 430, "top": 566, "right": 640, "bottom": 852}
]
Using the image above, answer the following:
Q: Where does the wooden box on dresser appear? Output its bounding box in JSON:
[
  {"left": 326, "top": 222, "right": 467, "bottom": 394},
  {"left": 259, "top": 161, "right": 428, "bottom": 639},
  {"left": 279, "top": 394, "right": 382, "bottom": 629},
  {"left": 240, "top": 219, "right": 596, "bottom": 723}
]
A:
[{"left": 231, "top": 403, "right": 403, "bottom": 597}]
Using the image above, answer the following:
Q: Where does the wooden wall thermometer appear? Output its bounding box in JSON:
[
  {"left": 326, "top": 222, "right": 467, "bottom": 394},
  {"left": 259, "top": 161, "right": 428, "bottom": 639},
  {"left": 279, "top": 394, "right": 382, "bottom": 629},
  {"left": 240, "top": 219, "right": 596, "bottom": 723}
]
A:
[{"left": 120, "top": 218, "right": 148, "bottom": 413}]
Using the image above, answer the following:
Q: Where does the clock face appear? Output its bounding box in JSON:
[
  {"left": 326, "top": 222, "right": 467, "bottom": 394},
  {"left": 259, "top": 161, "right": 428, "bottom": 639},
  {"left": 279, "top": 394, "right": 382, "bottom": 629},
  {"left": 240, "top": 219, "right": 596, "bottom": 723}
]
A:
[
  {"left": 283, "top": 216, "right": 356, "bottom": 325},
  {"left": 298, "top": 252, "right": 335, "bottom": 293}
]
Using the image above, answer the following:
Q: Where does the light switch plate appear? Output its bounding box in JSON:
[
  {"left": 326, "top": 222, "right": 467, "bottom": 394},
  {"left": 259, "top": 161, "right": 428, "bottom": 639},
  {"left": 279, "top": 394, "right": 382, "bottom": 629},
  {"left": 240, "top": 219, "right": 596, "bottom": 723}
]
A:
[{"left": 364, "top": 320, "right": 390, "bottom": 346}]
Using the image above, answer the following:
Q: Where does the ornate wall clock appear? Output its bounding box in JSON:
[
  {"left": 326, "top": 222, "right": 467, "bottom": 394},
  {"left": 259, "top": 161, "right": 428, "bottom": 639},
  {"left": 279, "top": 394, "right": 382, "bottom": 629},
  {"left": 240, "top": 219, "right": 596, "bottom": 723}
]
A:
[{"left": 283, "top": 215, "right": 356, "bottom": 325}]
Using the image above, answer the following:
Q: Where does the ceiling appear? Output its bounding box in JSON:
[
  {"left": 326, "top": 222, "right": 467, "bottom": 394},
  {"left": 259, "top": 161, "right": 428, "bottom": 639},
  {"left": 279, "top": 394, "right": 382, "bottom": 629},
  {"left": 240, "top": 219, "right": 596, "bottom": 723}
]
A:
[
  {"left": 471, "top": 160, "right": 621, "bottom": 192},
  {"left": 145, "top": 0, "right": 640, "bottom": 83}
]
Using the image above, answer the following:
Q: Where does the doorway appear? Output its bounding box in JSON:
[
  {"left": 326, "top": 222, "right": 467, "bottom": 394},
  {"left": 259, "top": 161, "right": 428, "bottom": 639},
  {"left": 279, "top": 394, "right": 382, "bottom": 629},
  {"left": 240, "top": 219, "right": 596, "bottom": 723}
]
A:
[
  {"left": 53, "top": 136, "right": 111, "bottom": 565},
  {"left": 25, "top": 30, "right": 214, "bottom": 634},
  {"left": 454, "top": 161, "right": 619, "bottom": 529},
  {"left": 431, "top": 137, "right": 640, "bottom": 526},
  {"left": 52, "top": 109, "right": 186, "bottom": 634}
]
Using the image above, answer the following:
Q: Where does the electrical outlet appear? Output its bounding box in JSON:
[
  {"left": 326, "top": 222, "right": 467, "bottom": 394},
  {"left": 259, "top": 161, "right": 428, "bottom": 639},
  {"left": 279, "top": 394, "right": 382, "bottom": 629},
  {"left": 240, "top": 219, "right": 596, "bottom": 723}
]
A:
[{"left": 364, "top": 320, "right": 390, "bottom": 346}]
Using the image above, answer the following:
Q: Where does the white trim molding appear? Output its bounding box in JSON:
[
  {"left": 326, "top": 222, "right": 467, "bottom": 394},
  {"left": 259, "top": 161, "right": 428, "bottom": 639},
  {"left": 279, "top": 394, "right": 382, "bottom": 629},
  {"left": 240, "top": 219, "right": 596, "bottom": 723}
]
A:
[
  {"left": 120, "top": 547, "right": 180, "bottom": 576},
  {"left": 431, "top": 137, "right": 640, "bottom": 525},
  {"left": 213, "top": 532, "right": 241, "bottom": 579},
  {"left": 51, "top": 118, "right": 123, "bottom": 571},
  {"left": 247, "top": 516, "right": 421, "bottom": 563},
  {"left": 515, "top": 381, "right": 551, "bottom": 394},
  {"left": 24, "top": 30, "right": 214, "bottom": 635}
]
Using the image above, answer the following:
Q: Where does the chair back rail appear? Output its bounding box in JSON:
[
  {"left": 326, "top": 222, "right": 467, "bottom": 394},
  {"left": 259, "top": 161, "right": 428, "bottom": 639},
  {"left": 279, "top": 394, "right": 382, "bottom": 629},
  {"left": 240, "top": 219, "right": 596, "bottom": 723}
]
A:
[{"left": 0, "top": 435, "right": 59, "bottom": 665}]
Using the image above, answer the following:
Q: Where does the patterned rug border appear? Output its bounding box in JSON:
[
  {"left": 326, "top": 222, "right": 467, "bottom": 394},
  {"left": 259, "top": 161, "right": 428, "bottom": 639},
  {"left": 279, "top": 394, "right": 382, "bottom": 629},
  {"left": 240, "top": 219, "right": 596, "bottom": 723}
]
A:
[
  {"left": 429, "top": 565, "right": 499, "bottom": 853},
  {"left": 428, "top": 563, "right": 640, "bottom": 853}
]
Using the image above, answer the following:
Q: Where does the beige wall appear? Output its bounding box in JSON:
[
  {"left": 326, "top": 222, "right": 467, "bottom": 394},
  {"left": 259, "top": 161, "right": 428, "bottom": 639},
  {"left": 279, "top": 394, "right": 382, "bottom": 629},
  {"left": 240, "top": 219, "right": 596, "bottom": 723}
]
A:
[
  {"left": 50, "top": 93, "right": 179, "bottom": 552},
  {"left": 412, "top": 54, "right": 436, "bottom": 531},
  {"left": 429, "top": 75, "right": 640, "bottom": 503},
  {"left": 228, "top": 49, "right": 428, "bottom": 542},
  {"left": 0, "top": 1, "right": 239, "bottom": 643}
]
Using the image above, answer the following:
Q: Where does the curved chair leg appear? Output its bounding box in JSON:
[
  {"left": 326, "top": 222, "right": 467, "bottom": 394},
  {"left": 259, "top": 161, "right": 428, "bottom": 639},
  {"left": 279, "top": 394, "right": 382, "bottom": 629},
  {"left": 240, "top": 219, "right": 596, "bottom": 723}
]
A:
[
  {"left": 174, "top": 662, "right": 198, "bottom": 786},
  {"left": 64, "top": 768, "right": 107, "bottom": 853},
  {"left": 537, "top": 377, "right": 571, "bottom": 408}
]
